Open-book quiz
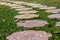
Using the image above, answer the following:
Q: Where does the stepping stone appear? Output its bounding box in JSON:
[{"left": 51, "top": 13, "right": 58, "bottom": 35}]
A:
[
  {"left": 48, "top": 14, "right": 60, "bottom": 19},
  {"left": 16, "top": 20, "right": 49, "bottom": 28},
  {"left": 15, "top": 8, "right": 32, "bottom": 11},
  {"left": 31, "top": 5, "right": 47, "bottom": 8},
  {"left": 45, "top": 9, "right": 60, "bottom": 13},
  {"left": 25, "top": 3, "right": 41, "bottom": 6},
  {"left": 56, "top": 22, "right": 60, "bottom": 27},
  {"left": 10, "top": 1, "right": 27, "bottom": 5},
  {"left": 8, "top": 1, "right": 41, "bottom": 6},
  {"left": 6, "top": 30, "right": 52, "bottom": 40},
  {"left": 11, "top": 6, "right": 25, "bottom": 9},
  {"left": 4, "top": 3, "right": 12, "bottom": 6},
  {"left": 18, "top": 10, "right": 38, "bottom": 14},
  {"left": 0, "top": 2, "right": 8, "bottom": 5},
  {"left": 7, "top": 4, "right": 17, "bottom": 7},
  {"left": 10, "top": 4, "right": 25, "bottom": 7},
  {"left": 39, "top": 7, "right": 56, "bottom": 10},
  {"left": 14, "top": 14, "right": 39, "bottom": 19},
  {"left": 10, "top": 5, "right": 25, "bottom": 9},
  {"left": 1, "top": 0, "right": 10, "bottom": 2},
  {"left": 9, "top": 1, "right": 41, "bottom": 6}
]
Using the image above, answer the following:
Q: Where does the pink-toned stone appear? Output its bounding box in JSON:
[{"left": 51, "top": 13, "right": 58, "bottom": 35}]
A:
[
  {"left": 6, "top": 30, "right": 52, "bottom": 40},
  {"left": 15, "top": 8, "right": 32, "bottom": 11},
  {"left": 0, "top": 2, "right": 8, "bottom": 5},
  {"left": 48, "top": 14, "right": 60, "bottom": 19},
  {"left": 39, "top": 7, "right": 56, "bottom": 10},
  {"left": 56, "top": 22, "right": 60, "bottom": 27},
  {"left": 14, "top": 14, "right": 39, "bottom": 19},
  {"left": 16, "top": 20, "right": 49, "bottom": 28},
  {"left": 31, "top": 5, "right": 47, "bottom": 8},
  {"left": 18, "top": 10, "right": 38, "bottom": 14},
  {"left": 45, "top": 9, "right": 60, "bottom": 13}
]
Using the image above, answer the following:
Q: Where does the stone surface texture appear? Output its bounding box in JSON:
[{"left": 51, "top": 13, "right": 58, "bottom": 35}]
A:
[
  {"left": 6, "top": 30, "right": 52, "bottom": 40},
  {"left": 16, "top": 20, "right": 49, "bottom": 28}
]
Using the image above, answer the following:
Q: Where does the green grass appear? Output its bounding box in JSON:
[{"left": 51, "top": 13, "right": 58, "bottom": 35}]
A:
[
  {"left": 0, "top": 0, "right": 60, "bottom": 40},
  {"left": 0, "top": 5, "right": 23, "bottom": 40}
]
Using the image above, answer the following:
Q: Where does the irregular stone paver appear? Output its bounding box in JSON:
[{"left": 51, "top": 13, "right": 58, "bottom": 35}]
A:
[
  {"left": 56, "top": 22, "right": 60, "bottom": 27},
  {"left": 1, "top": 0, "right": 10, "bottom": 2},
  {"left": 0, "top": 2, "right": 25, "bottom": 9},
  {"left": 14, "top": 14, "right": 39, "bottom": 19},
  {"left": 6, "top": 30, "right": 52, "bottom": 40},
  {"left": 11, "top": 6, "right": 25, "bottom": 9},
  {"left": 16, "top": 20, "right": 49, "bottom": 28},
  {"left": 39, "top": 7, "right": 56, "bottom": 10},
  {"left": 24, "top": 3, "right": 41, "bottom": 6},
  {"left": 10, "top": 1, "right": 27, "bottom": 5},
  {"left": 6, "top": 1, "right": 56, "bottom": 10},
  {"left": 5, "top": 3, "right": 17, "bottom": 6},
  {"left": 10, "top": 4, "right": 25, "bottom": 7},
  {"left": 18, "top": 10, "right": 38, "bottom": 14},
  {"left": 0, "top": 2, "right": 17, "bottom": 7},
  {"left": 7, "top": 1, "right": 41, "bottom": 6},
  {"left": 10, "top": 5, "right": 24, "bottom": 7},
  {"left": 31, "top": 5, "right": 47, "bottom": 8},
  {"left": 48, "top": 14, "right": 60, "bottom": 19},
  {"left": 45, "top": 9, "right": 60, "bottom": 13},
  {"left": 0, "top": 2, "right": 7, "bottom": 5},
  {"left": 15, "top": 8, "right": 32, "bottom": 11}
]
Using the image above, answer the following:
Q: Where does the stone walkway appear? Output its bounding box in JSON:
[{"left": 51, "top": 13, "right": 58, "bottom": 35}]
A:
[
  {"left": 16, "top": 20, "right": 49, "bottom": 28},
  {"left": 6, "top": 30, "right": 52, "bottom": 40},
  {"left": 1, "top": 0, "right": 60, "bottom": 40}
]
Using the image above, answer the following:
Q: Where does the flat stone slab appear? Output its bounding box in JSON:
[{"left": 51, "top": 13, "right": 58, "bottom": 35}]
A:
[
  {"left": 24, "top": 3, "right": 41, "bottom": 6},
  {"left": 15, "top": 8, "right": 32, "bottom": 11},
  {"left": 39, "top": 7, "right": 56, "bottom": 10},
  {"left": 8, "top": 1, "right": 41, "bottom": 6},
  {"left": 45, "top": 9, "right": 60, "bottom": 13},
  {"left": 14, "top": 14, "right": 39, "bottom": 19},
  {"left": 1, "top": 0, "right": 11, "bottom": 2},
  {"left": 10, "top": 5, "right": 25, "bottom": 9},
  {"left": 6, "top": 3, "right": 17, "bottom": 7},
  {"left": 48, "top": 14, "right": 60, "bottom": 19},
  {"left": 11, "top": 6, "right": 25, "bottom": 9},
  {"left": 18, "top": 10, "right": 38, "bottom": 14},
  {"left": 5, "top": 1, "right": 42, "bottom": 6},
  {"left": 0, "top": 2, "right": 17, "bottom": 7},
  {"left": 31, "top": 5, "right": 47, "bottom": 8},
  {"left": 6, "top": 30, "right": 52, "bottom": 40},
  {"left": 0, "top": 2, "right": 24, "bottom": 9},
  {"left": 10, "top": 1, "right": 28, "bottom": 5},
  {"left": 16, "top": 20, "right": 49, "bottom": 28},
  {"left": 0, "top": 2, "right": 8, "bottom": 5},
  {"left": 10, "top": 4, "right": 25, "bottom": 7},
  {"left": 56, "top": 22, "right": 60, "bottom": 27}
]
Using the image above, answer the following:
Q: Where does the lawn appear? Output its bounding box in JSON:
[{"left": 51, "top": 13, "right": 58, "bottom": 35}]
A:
[{"left": 0, "top": 0, "right": 60, "bottom": 40}]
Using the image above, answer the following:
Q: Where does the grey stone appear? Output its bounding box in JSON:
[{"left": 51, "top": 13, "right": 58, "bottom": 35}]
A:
[
  {"left": 56, "top": 22, "right": 60, "bottom": 27},
  {"left": 48, "top": 14, "right": 60, "bottom": 19},
  {"left": 14, "top": 14, "right": 39, "bottom": 19},
  {"left": 18, "top": 10, "right": 38, "bottom": 14},
  {"left": 25, "top": 3, "right": 41, "bottom": 6},
  {"left": 45, "top": 9, "right": 60, "bottom": 13},
  {"left": 6, "top": 30, "right": 52, "bottom": 40},
  {"left": 31, "top": 5, "right": 47, "bottom": 8},
  {"left": 16, "top": 20, "right": 49, "bottom": 28},
  {"left": 39, "top": 7, "right": 56, "bottom": 10},
  {"left": 10, "top": 5, "right": 25, "bottom": 9},
  {"left": 0, "top": 2, "right": 8, "bottom": 5},
  {"left": 10, "top": 1, "right": 28, "bottom": 5},
  {"left": 15, "top": 8, "right": 32, "bottom": 11}
]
